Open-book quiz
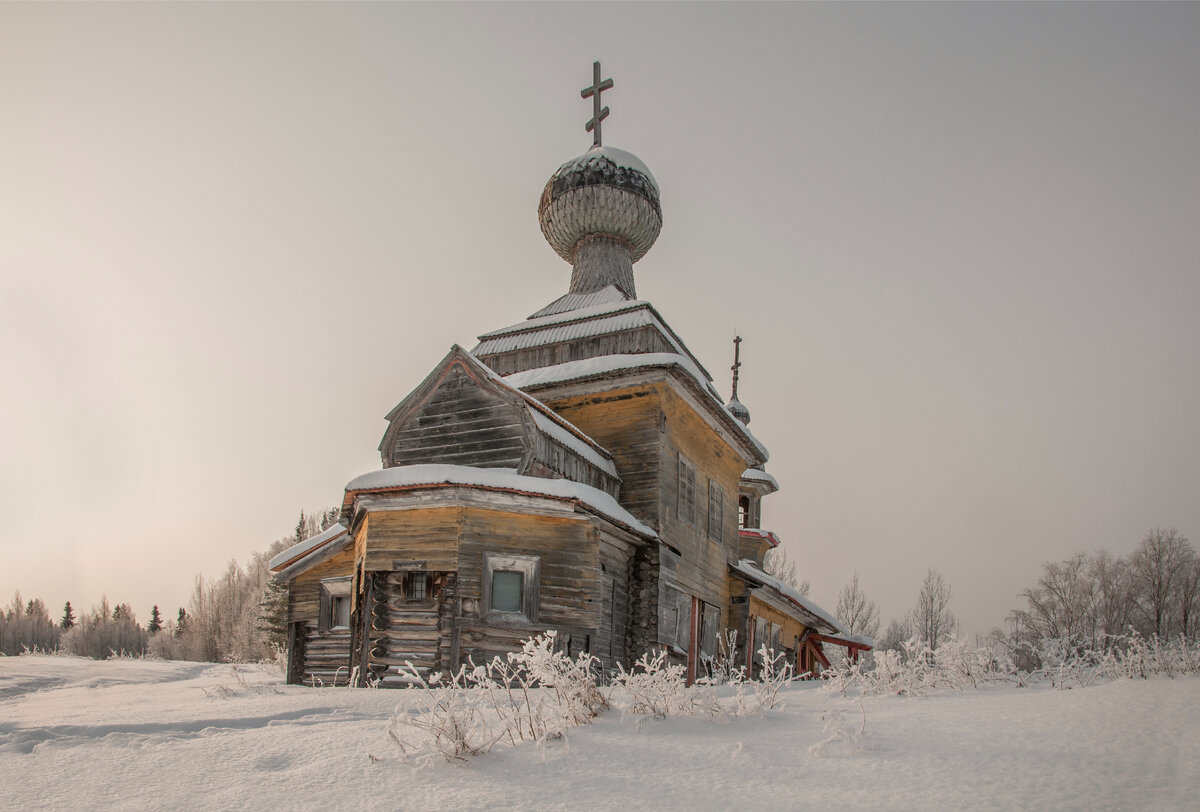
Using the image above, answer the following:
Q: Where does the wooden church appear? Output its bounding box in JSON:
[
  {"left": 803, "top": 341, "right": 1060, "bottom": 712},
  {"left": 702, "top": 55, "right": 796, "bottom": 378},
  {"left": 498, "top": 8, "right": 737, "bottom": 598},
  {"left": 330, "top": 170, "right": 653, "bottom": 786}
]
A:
[{"left": 270, "top": 64, "right": 872, "bottom": 687}]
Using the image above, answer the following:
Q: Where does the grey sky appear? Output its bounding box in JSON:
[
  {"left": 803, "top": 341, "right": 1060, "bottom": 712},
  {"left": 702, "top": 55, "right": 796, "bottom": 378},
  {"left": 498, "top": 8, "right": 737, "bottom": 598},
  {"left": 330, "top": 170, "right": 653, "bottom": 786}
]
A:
[{"left": 2, "top": 3, "right": 1197, "bottom": 638}]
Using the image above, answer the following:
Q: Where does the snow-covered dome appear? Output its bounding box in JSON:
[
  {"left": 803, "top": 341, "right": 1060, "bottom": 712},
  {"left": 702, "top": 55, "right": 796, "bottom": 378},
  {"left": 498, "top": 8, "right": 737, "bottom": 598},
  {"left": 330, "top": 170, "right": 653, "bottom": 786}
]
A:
[
  {"left": 728, "top": 397, "right": 751, "bottom": 425},
  {"left": 538, "top": 145, "right": 662, "bottom": 268}
]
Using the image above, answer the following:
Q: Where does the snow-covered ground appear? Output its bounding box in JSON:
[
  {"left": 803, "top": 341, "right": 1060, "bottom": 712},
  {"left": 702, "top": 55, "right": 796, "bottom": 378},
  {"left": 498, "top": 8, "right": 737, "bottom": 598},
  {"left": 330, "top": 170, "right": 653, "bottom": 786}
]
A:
[{"left": 2, "top": 655, "right": 1197, "bottom": 810}]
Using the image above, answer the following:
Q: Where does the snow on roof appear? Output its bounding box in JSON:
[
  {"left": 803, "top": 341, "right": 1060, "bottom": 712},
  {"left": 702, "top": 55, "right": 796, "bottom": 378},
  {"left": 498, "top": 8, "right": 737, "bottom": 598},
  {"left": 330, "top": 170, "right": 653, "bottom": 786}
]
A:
[
  {"left": 457, "top": 348, "right": 618, "bottom": 479},
  {"left": 476, "top": 299, "right": 712, "bottom": 383},
  {"left": 504, "top": 353, "right": 769, "bottom": 463},
  {"left": 527, "top": 285, "right": 633, "bottom": 319},
  {"left": 825, "top": 631, "right": 877, "bottom": 649},
  {"left": 504, "top": 352, "right": 712, "bottom": 397},
  {"left": 475, "top": 309, "right": 666, "bottom": 357},
  {"left": 731, "top": 558, "right": 850, "bottom": 637},
  {"left": 344, "top": 465, "right": 656, "bottom": 539},
  {"left": 555, "top": 145, "right": 659, "bottom": 193},
  {"left": 478, "top": 297, "right": 644, "bottom": 340},
  {"left": 269, "top": 523, "right": 348, "bottom": 571},
  {"left": 529, "top": 409, "right": 618, "bottom": 478},
  {"left": 740, "top": 468, "right": 779, "bottom": 490}
]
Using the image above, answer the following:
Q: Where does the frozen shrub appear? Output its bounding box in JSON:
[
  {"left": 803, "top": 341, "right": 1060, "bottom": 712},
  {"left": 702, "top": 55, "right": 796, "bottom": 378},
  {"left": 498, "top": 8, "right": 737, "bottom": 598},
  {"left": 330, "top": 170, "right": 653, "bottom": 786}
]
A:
[
  {"left": 609, "top": 650, "right": 717, "bottom": 719},
  {"left": 388, "top": 631, "right": 607, "bottom": 765}
]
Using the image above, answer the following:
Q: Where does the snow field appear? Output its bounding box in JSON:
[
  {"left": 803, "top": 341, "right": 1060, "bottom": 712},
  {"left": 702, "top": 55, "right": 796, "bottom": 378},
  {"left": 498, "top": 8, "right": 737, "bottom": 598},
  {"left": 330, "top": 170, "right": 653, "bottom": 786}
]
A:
[{"left": 1, "top": 655, "right": 1198, "bottom": 810}]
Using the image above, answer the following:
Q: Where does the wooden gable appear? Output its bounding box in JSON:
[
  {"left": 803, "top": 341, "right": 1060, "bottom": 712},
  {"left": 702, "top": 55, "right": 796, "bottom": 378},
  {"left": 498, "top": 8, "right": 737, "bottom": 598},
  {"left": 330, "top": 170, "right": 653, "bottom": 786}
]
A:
[
  {"left": 380, "top": 347, "right": 533, "bottom": 471},
  {"left": 378, "top": 346, "right": 620, "bottom": 496}
]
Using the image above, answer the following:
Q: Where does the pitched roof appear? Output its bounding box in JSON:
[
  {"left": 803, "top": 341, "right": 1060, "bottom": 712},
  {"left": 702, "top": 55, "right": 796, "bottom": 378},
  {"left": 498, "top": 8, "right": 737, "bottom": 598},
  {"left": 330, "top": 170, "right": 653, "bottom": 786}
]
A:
[
  {"left": 343, "top": 464, "right": 656, "bottom": 539},
  {"left": 730, "top": 558, "right": 850, "bottom": 637},
  {"left": 269, "top": 523, "right": 351, "bottom": 579},
  {"left": 380, "top": 346, "right": 619, "bottom": 481},
  {"left": 475, "top": 295, "right": 712, "bottom": 382},
  {"left": 504, "top": 353, "right": 769, "bottom": 464}
]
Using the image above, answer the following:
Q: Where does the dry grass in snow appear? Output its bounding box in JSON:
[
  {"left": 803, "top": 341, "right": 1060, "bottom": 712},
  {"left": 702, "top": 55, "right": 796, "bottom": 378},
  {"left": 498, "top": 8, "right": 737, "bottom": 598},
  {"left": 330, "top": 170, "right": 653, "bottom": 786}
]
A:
[{"left": 1, "top": 654, "right": 1198, "bottom": 810}]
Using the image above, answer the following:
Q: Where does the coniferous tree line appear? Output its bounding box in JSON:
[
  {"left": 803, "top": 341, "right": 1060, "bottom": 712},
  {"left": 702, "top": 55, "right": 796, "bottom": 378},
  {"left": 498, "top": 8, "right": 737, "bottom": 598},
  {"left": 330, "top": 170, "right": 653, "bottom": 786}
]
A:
[{"left": 0, "top": 508, "right": 338, "bottom": 661}]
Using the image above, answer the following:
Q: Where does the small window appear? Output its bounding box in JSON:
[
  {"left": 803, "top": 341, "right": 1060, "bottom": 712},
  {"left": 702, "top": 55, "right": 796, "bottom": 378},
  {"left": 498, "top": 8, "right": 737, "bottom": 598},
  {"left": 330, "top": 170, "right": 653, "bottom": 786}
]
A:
[
  {"left": 482, "top": 553, "right": 540, "bottom": 622},
  {"left": 491, "top": 570, "right": 523, "bottom": 612},
  {"left": 739, "top": 495, "right": 751, "bottom": 529},
  {"left": 319, "top": 576, "right": 352, "bottom": 633},
  {"left": 678, "top": 455, "right": 696, "bottom": 526},
  {"left": 708, "top": 481, "right": 724, "bottom": 542},
  {"left": 331, "top": 596, "right": 351, "bottom": 629},
  {"left": 404, "top": 571, "right": 429, "bottom": 602}
]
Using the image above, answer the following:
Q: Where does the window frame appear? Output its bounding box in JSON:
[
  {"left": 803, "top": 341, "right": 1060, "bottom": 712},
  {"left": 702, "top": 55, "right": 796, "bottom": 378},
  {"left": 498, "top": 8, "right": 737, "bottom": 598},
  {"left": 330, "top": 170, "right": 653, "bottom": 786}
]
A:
[
  {"left": 404, "top": 571, "right": 431, "bottom": 603},
  {"left": 481, "top": 553, "right": 540, "bottom": 623},
  {"left": 318, "top": 576, "right": 353, "bottom": 633}
]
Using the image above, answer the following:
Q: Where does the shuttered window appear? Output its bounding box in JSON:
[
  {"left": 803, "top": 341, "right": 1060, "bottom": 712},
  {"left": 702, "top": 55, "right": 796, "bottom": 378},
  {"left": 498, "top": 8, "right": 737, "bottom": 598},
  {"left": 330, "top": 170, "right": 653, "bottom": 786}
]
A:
[
  {"left": 707, "top": 481, "right": 724, "bottom": 542},
  {"left": 678, "top": 455, "right": 696, "bottom": 526}
]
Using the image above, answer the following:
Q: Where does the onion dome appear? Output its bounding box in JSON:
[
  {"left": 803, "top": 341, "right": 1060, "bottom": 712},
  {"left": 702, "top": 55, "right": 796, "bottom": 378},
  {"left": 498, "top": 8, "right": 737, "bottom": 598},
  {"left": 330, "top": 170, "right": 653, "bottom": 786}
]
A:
[
  {"left": 538, "top": 146, "right": 662, "bottom": 298},
  {"left": 728, "top": 397, "right": 751, "bottom": 425}
]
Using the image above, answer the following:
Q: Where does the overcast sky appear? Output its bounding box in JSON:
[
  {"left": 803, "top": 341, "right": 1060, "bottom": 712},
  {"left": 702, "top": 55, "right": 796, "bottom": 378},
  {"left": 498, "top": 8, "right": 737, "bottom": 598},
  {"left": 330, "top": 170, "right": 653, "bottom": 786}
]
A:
[{"left": 2, "top": 3, "right": 1197, "bottom": 639}]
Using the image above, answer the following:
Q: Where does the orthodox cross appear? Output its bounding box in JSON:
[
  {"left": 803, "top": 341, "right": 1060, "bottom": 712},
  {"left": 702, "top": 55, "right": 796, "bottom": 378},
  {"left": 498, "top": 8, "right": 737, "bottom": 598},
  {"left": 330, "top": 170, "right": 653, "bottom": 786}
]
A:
[
  {"left": 581, "top": 61, "right": 613, "bottom": 147},
  {"left": 731, "top": 335, "right": 743, "bottom": 400}
]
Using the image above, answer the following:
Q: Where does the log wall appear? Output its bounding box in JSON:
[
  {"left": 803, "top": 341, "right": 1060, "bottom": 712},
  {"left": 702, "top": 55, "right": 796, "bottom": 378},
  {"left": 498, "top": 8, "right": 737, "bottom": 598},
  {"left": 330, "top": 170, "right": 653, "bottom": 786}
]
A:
[{"left": 287, "top": 546, "right": 357, "bottom": 686}]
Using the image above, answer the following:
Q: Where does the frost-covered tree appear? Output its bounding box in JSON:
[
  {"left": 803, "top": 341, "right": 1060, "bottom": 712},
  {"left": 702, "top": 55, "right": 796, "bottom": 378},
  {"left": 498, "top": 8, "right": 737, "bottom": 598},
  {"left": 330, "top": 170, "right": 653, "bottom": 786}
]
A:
[
  {"left": 910, "top": 568, "right": 958, "bottom": 648},
  {"left": 1010, "top": 552, "right": 1095, "bottom": 647},
  {"left": 147, "top": 605, "right": 163, "bottom": 634},
  {"left": 175, "top": 607, "right": 188, "bottom": 638},
  {"left": 60, "top": 600, "right": 75, "bottom": 630},
  {"left": 1178, "top": 557, "right": 1200, "bottom": 642},
  {"left": 835, "top": 572, "right": 880, "bottom": 640},
  {"left": 1129, "top": 527, "right": 1194, "bottom": 639},
  {"left": 111, "top": 603, "right": 135, "bottom": 625},
  {"left": 1089, "top": 550, "right": 1134, "bottom": 646},
  {"left": 879, "top": 617, "right": 911, "bottom": 652},
  {"left": 0, "top": 593, "right": 60, "bottom": 655},
  {"left": 61, "top": 597, "right": 146, "bottom": 659}
]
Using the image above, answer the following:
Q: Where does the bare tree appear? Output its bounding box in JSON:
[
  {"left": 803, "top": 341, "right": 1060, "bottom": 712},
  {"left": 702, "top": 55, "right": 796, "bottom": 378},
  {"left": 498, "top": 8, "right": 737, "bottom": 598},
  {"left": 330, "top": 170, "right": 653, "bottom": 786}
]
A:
[
  {"left": 1177, "top": 556, "right": 1200, "bottom": 642},
  {"left": 1089, "top": 549, "right": 1134, "bottom": 646},
  {"left": 910, "top": 568, "right": 958, "bottom": 648},
  {"left": 1129, "top": 527, "right": 1194, "bottom": 638},
  {"left": 763, "top": 546, "right": 809, "bottom": 596},
  {"left": 1009, "top": 553, "right": 1097, "bottom": 648},
  {"left": 835, "top": 572, "right": 880, "bottom": 640}
]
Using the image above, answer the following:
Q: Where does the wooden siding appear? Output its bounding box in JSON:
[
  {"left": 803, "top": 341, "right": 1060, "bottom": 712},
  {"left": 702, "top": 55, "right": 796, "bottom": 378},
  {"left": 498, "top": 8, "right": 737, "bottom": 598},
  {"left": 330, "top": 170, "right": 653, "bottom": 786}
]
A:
[
  {"left": 540, "top": 383, "right": 665, "bottom": 526},
  {"left": 352, "top": 503, "right": 641, "bottom": 676},
  {"left": 385, "top": 365, "right": 529, "bottom": 470},
  {"left": 361, "top": 507, "right": 462, "bottom": 573},
  {"left": 529, "top": 432, "right": 619, "bottom": 499},
  {"left": 541, "top": 377, "right": 749, "bottom": 655},
  {"left": 655, "top": 383, "right": 746, "bottom": 628},
  {"left": 745, "top": 594, "right": 812, "bottom": 675},
  {"left": 455, "top": 507, "right": 600, "bottom": 664}
]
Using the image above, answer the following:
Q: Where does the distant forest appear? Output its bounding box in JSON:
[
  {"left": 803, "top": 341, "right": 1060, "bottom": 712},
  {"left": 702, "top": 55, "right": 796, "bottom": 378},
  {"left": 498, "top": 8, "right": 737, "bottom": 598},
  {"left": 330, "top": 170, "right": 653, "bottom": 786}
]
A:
[
  {"left": 2, "top": 521, "right": 1196, "bottom": 664},
  {"left": 0, "top": 508, "right": 337, "bottom": 660}
]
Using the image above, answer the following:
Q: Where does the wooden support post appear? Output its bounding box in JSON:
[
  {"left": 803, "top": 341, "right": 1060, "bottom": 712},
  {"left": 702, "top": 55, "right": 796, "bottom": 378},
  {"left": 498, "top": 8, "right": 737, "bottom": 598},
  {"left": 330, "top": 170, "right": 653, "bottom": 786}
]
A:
[{"left": 686, "top": 596, "right": 700, "bottom": 686}]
